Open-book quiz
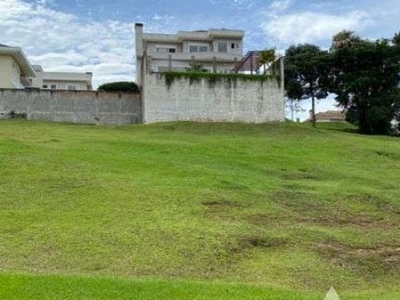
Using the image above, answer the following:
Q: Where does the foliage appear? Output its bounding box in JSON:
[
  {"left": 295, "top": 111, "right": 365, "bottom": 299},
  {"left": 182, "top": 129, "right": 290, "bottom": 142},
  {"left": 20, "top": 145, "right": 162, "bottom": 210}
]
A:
[
  {"left": 330, "top": 30, "right": 363, "bottom": 51},
  {"left": 98, "top": 81, "right": 140, "bottom": 93},
  {"left": 330, "top": 31, "right": 400, "bottom": 135},
  {"left": 163, "top": 71, "right": 277, "bottom": 88},
  {"left": 1, "top": 120, "right": 400, "bottom": 300},
  {"left": 259, "top": 48, "right": 276, "bottom": 74},
  {"left": 284, "top": 44, "right": 330, "bottom": 127},
  {"left": 186, "top": 63, "right": 208, "bottom": 73}
]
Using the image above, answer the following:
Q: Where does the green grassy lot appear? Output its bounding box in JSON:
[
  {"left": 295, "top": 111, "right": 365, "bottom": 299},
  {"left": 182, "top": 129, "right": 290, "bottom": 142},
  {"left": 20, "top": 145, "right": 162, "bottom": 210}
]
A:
[{"left": 0, "top": 120, "right": 399, "bottom": 299}]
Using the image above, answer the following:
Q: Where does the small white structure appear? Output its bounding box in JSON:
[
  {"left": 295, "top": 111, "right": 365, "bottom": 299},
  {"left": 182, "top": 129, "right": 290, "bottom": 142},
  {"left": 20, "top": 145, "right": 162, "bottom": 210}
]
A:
[
  {"left": 135, "top": 23, "right": 244, "bottom": 85},
  {"left": 324, "top": 287, "right": 341, "bottom": 300}
]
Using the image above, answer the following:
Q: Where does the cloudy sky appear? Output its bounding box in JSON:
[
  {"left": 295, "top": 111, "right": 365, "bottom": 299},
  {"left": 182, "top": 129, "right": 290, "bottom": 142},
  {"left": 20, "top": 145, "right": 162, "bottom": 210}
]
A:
[{"left": 1, "top": 0, "right": 399, "bottom": 94}]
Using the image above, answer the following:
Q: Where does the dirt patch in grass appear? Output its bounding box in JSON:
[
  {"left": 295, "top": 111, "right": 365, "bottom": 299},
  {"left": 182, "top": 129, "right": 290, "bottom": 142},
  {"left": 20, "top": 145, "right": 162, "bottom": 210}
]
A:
[
  {"left": 202, "top": 200, "right": 245, "bottom": 220},
  {"left": 344, "top": 194, "right": 400, "bottom": 215},
  {"left": 272, "top": 190, "right": 324, "bottom": 213},
  {"left": 299, "top": 215, "right": 396, "bottom": 230},
  {"left": 246, "top": 213, "right": 289, "bottom": 227},
  {"left": 239, "top": 236, "right": 286, "bottom": 248},
  {"left": 281, "top": 169, "right": 320, "bottom": 181},
  {"left": 228, "top": 234, "right": 287, "bottom": 254},
  {"left": 317, "top": 242, "right": 400, "bottom": 273},
  {"left": 202, "top": 200, "right": 242, "bottom": 208}
]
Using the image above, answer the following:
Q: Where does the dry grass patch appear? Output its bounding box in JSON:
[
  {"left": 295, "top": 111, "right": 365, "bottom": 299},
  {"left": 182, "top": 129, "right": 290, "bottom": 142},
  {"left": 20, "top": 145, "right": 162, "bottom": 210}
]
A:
[{"left": 317, "top": 242, "right": 400, "bottom": 273}]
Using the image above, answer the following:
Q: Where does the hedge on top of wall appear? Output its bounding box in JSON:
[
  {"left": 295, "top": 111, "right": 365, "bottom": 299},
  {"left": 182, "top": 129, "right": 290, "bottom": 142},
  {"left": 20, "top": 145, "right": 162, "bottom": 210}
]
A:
[{"left": 98, "top": 82, "right": 140, "bottom": 93}]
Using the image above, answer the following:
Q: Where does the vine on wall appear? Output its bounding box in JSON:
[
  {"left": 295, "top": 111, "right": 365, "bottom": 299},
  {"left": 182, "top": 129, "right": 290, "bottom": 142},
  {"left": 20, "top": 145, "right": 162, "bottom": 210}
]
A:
[{"left": 162, "top": 72, "right": 279, "bottom": 88}]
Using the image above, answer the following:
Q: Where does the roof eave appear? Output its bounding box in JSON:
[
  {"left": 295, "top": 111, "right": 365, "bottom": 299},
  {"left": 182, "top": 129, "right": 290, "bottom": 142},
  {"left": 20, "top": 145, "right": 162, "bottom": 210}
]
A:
[{"left": 0, "top": 46, "right": 36, "bottom": 77}]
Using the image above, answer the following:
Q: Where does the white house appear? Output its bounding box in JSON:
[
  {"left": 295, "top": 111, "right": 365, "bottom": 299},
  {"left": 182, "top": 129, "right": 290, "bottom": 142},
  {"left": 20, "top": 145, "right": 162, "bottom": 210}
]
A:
[
  {"left": 0, "top": 44, "right": 36, "bottom": 89},
  {"left": 0, "top": 44, "right": 92, "bottom": 90},
  {"left": 135, "top": 23, "right": 244, "bottom": 84},
  {"left": 30, "top": 65, "right": 93, "bottom": 91}
]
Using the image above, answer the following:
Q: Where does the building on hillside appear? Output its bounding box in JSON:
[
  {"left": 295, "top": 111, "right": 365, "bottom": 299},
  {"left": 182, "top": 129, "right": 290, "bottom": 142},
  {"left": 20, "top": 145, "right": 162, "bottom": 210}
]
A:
[
  {"left": 30, "top": 65, "right": 93, "bottom": 90},
  {"left": 0, "top": 44, "right": 36, "bottom": 89},
  {"left": 135, "top": 23, "right": 244, "bottom": 84},
  {"left": 304, "top": 110, "right": 346, "bottom": 123}
]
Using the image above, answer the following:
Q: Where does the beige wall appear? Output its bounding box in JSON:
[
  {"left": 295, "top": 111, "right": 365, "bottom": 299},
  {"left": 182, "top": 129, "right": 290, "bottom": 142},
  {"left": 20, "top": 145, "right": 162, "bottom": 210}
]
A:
[
  {"left": 31, "top": 71, "right": 92, "bottom": 90},
  {"left": 41, "top": 81, "right": 88, "bottom": 90},
  {"left": 0, "top": 56, "right": 12, "bottom": 88},
  {"left": 0, "top": 56, "right": 24, "bottom": 89}
]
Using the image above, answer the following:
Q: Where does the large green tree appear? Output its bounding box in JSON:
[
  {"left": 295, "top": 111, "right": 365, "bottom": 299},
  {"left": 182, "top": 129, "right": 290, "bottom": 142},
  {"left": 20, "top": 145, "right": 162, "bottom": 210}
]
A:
[
  {"left": 330, "top": 31, "right": 400, "bottom": 135},
  {"left": 284, "top": 44, "right": 330, "bottom": 127}
]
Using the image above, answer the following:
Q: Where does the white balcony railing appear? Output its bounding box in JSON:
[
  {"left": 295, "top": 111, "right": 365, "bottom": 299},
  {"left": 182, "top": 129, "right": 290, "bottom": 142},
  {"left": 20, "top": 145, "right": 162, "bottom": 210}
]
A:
[{"left": 147, "top": 50, "right": 242, "bottom": 62}]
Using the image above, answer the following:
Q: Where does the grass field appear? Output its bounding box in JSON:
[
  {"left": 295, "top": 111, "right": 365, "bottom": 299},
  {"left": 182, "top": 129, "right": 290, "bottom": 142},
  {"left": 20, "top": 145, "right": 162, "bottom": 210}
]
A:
[{"left": 0, "top": 120, "right": 399, "bottom": 299}]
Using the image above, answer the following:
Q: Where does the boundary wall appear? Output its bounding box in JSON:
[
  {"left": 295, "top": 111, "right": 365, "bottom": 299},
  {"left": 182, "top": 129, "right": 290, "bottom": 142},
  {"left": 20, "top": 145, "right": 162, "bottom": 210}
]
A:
[
  {"left": 142, "top": 73, "right": 285, "bottom": 124},
  {"left": 0, "top": 89, "right": 141, "bottom": 125}
]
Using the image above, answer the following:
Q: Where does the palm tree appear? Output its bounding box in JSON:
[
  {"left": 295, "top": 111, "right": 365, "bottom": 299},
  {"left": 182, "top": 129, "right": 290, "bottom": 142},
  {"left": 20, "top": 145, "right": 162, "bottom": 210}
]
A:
[{"left": 259, "top": 49, "right": 276, "bottom": 74}]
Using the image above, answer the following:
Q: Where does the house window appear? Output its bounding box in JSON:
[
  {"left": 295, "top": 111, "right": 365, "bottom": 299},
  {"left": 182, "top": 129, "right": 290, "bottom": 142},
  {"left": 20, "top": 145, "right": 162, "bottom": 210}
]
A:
[
  {"left": 50, "top": 84, "right": 57, "bottom": 90},
  {"left": 67, "top": 84, "right": 79, "bottom": 90},
  {"left": 189, "top": 45, "right": 209, "bottom": 53},
  {"left": 189, "top": 45, "right": 198, "bottom": 53},
  {"left": 42, "top": 84, "right": 48, "bottom": 89},
  {"left": 230, "top": 42, "right": 240, "bottom": 49},
  {"left": 156, "top": 47, "right": 176, "bottom": 53},
  {"left": 218, "top": 42, "right": 228, "bottom": 53},
  {"left": 199, "top": 46, "right": 208, "bottom": 52}
]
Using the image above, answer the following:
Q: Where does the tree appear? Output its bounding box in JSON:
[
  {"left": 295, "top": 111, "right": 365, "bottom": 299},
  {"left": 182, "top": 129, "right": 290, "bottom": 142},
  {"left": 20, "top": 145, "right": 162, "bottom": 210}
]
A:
[
  {"left": 330, "top": 31, "right": 400, "bottom": 135},
  {"left": 284, "top": 44, "right": 330, "bottom": 127},
  {"left": 259, "top": 48, "right": 276, "bottom": 75},
  {"left": 98, "top": 82, "right": 140, "bottom": 93},
  {"left": 186, "top": 63, "right": 208, "bottom": 72},
  {"left": 330, "top": 30, "right": 362, "bottom": 51}
]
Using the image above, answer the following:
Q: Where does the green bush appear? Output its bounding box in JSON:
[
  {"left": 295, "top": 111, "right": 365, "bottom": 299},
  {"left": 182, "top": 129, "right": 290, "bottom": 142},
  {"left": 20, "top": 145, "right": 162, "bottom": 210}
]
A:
[{"left": 98, "top": 82, "right": 140, "bottom": 93}]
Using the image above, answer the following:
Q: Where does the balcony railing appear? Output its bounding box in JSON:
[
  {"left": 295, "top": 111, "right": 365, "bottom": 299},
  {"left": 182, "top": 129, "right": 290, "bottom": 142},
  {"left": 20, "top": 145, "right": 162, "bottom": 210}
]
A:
[{"left": 147, "top": 49, "right": 242, "bottom": 62}]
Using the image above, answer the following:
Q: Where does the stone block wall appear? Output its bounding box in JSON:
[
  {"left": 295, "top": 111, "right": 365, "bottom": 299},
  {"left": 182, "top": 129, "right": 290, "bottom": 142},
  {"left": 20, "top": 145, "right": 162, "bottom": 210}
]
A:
[{"left": 0, "top": 89, "right": 141, "bottom": 125}]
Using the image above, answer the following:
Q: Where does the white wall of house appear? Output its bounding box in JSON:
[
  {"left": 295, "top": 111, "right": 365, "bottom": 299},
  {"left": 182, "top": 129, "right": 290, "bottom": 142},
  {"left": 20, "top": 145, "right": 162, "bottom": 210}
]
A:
[
  {"left": 0, "top": 56, "right": 24, "bottom": 89},
  {"left": 31, "top": 69, "right": 93, "bottom": 90}
]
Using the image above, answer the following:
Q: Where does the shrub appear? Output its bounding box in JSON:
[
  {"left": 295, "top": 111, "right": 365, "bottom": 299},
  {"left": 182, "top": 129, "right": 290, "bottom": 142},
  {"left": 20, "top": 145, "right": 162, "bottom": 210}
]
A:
[{"left": 98, "top": 82, "right": 140, "bottom": 93}]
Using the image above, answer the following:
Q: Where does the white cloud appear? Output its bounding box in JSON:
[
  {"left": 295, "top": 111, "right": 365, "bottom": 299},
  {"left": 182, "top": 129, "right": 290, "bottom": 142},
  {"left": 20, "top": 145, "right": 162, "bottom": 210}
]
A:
[
  {"left": 268, "top": 0, "right": 294, "bottom": 16},
  {"left": 0, "top": 0, "right": 135, "bottom": 88},
  {"left": 262, "top": 10, "right": 373, "bottom": 45},
  {"left": 207, "top": 0, "right": 258, "bottom": 10}
]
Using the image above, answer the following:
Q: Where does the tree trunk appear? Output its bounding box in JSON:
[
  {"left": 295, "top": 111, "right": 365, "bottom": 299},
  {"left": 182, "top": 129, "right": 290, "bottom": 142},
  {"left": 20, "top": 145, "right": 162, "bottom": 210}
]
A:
[{"left": 311, "top": 93, "right": 316, "bottom": 128}]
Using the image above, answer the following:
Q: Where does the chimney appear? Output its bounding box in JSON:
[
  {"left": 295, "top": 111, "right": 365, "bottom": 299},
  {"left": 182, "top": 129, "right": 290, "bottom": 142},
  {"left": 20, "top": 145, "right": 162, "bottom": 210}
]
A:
[{"left": 135, "top": 23, "right": 143, "bottom": 58}]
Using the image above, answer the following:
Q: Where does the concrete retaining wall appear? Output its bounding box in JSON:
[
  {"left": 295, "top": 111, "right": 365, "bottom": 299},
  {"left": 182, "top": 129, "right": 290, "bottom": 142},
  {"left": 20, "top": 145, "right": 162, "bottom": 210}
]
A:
[
  {"left": 0, "top": 74, "right": 284, "bottom": 126},
  {"left": 142, "top": 73, "right": 285, "bottom": 124},
  {"left": 0, "top": 89, "right": 141, "bottom": 125}
]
